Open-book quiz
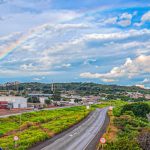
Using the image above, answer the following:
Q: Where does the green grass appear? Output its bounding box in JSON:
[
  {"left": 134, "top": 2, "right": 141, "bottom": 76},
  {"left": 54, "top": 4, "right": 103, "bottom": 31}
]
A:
[
  {"left": 0, "top": 100, "right": 130, "bottom": 150},
  {"left": 0, "top": 106, "right": 91, "bottom": 150},
  {"left": 103, "top": 101, "right": 150, "bottom": 150}
]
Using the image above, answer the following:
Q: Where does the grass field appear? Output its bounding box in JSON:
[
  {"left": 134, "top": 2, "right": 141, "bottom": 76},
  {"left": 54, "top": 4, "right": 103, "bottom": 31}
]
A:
[{"left": 0, "top": 106, "right": 91, "bottom": 150}]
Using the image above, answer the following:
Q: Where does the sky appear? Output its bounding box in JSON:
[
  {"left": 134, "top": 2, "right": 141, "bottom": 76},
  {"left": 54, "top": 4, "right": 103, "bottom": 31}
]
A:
[{"left": 0, "top": 0, "right": 150, "bottom": 88}]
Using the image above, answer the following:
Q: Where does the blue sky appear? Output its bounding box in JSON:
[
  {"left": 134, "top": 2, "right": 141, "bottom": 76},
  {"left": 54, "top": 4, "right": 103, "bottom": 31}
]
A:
[{"left": 0, "top": 0, "right": 150, "bottom": 88}]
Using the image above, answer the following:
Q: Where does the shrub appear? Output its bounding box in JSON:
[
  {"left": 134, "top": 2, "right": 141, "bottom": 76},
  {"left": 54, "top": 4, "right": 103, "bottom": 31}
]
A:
[
  {"left": 121, "top": 103, "right": 150, "bottom": 118},
  {"left": 138, "top": 128, "right": 150, "bottom": 150}
]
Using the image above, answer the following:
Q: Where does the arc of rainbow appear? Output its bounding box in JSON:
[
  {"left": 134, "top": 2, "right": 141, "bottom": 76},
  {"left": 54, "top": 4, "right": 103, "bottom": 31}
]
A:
[
  {"left": 0, "top": 6, "right": 104, "bottom": 61},
  {"left": 0, "top": 28, "right": 38, "bottom": 60}
]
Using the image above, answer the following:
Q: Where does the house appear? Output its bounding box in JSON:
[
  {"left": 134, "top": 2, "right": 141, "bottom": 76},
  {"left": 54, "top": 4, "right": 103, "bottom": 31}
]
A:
[
  {"left": 0, "top": 96, "right": 27, "bottom": 109},
  {"left": 127, "top": 92, "right": 144, "bottom": 99}
]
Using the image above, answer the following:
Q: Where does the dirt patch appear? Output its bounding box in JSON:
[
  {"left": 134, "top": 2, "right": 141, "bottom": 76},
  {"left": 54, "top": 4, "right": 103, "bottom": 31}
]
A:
[{"left": 103, "top": 111, "right": 118, "bottom": 142}]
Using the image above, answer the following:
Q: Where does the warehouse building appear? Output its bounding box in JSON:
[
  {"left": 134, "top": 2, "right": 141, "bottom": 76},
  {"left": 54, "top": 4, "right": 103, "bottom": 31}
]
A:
[{"left": 0, "top": 96, "right": 27, "bottom": 109}]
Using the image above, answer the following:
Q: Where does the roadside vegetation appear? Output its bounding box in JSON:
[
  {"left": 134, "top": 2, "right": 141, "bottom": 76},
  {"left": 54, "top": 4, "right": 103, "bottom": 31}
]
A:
[
  {"left": 0, "top": 106, "right": 91, "bottom": 150},
  {"left": 0, "top": 100, "right": 149, "bottom": 150},
  {"left": 102, "top": 102, "right": 150, "bottom": 150}
]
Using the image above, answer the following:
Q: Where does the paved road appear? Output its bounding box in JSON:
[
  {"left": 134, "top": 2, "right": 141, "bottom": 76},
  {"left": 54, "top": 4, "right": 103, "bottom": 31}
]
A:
[{"left": 41, "top": 108, "right": 108, "bottom": 150}]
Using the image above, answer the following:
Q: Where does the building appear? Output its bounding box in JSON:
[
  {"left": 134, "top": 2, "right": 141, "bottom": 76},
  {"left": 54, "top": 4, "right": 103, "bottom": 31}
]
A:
[
  {"left": 28, "top": 94, "right": 53, "bottom": 97},
  {"left": 82, "top": 95, "right": 100, "bottom": 104},
  {"left": 0, "top": 101, "right": 8, "bottom": 109},
  {"left": 39, "top": 97, "right": 49, "bottom": 104},
  {"left": 0, "top": 96, "right": 27, "bottom": 109},
  {"left": 145, "top": 94, "right": 150, "bottom": 100},
  {"left": 127, "top": 92, "right": 144, "bottom": 99}
]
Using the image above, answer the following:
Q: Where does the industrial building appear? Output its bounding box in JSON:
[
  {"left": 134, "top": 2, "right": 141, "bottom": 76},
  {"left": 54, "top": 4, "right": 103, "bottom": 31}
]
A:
[{"left": 0, "top": 96, "right": 27, "bottom": 109}]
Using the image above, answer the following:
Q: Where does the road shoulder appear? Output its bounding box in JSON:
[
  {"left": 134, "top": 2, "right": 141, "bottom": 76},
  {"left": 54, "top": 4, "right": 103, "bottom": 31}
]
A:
[{"left": 85, "top": 112, "right": 110, "bottom": 150}]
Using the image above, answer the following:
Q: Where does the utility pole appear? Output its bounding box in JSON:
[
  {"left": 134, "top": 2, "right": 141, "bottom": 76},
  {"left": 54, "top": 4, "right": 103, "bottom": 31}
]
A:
[{"left": 51, "top": 82, "right": 54, "bottom": 93}]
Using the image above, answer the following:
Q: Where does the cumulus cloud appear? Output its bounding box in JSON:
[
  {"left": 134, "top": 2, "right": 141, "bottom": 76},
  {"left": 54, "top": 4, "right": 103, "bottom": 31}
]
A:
[
  {"left": 141, "top": 11, "right": 150, "bottom": 23},
  {"left": 117, "top": 19, "right": 131, "bottom": 27},
  {"left": 117, "top": 12, "right": 132, "bottom": 27},
  {"left": 134, "top": 11, "right": 150, "bottom": 26},
  {"left": 102, "top": 12, "right": 133, "bottom": 27},
  {"left": 0, "top": 21, "right": 150, "bottom": 85},
  {"left": 142, "top": 78, "right": 150, "bottom": 84},
  {"left": 80, "top": 55, "right": 150, "bottom": 82}
]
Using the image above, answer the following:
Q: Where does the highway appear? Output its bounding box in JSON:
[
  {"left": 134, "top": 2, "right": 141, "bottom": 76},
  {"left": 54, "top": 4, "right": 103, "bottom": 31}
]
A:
[{"left": 41, "top": 108, "right": 108, "bottom": 150}]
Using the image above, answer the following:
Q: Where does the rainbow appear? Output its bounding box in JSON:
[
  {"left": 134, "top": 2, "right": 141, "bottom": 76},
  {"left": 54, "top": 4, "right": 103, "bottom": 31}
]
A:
[
  {"left": 0, "top": 40, "right": 22, "bottom": 60},
  {"left": 0, "top": 6, "right": 102, "bottom": 60},
  {"left": 0, "top": 29, "right": 35, "bottom": 60},
  {"left": 0, "top": 23, "right": 49, "bottom": 60},
  {"left": 0, "top": 6, "right": 105, "bottom": 60}
]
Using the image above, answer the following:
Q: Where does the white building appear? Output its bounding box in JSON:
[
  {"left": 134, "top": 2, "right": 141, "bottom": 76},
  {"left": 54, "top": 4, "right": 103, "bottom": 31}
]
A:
[
  {"left": 0, "top": 96, "right": 27, "bottom": 108},
  {"left": 69, "top": 99, "right": 75, "bottom": 104},
  {"left": 39, "top": 97, "right": 49, "bottom": 104}
]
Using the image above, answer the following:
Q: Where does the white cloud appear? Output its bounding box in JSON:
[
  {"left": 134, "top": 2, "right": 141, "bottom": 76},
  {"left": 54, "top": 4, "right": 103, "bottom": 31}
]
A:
[
  {"left": 20, "top": 63, "right": 37, "bottom": 71},
  {"left": 80, "top": 55, "right": 150, "bottom": 82},
  {"left": 83, "top": 29, "right": 150, "bottom": 41},
  {"left": 142, "top": 78, "right": 150, "bottom": 84},
  {"left": 134, "top": 11, "right": 150, "bottom": 26},
  {"left": 61, "top": 63, "right": 72, "bottom": 68},
  {"left": 135, "top": 84, "right": 145, "bottom": 89},
  {"left": 0, "top": 68, "right": 57, "bottom": 77},
  {"left": 102, "top": 17, "right": 117, "bottom": 25},
  {"left": 120, "top": 13, "right": 132, "bottom": 20},
  {"left": 1, "top": 21, "right": 150, "bottom": 81},
  {"left": 33, "top": 76, "right": 45, "bottom": 81},
  {"left": 141, "top": 11, "right": 150, "bottom": 23},
  {"left": 117, "top": 12, "right": 132, "bottom": 27},
  {"left": 101, "top": 79, "right": 116, "bottom": 82},
  {"left": 102, "top": 12, "right": 133, "bottom": 27},
  {"left": 117, "top": 19, "right": 131, "bottom": 27}
]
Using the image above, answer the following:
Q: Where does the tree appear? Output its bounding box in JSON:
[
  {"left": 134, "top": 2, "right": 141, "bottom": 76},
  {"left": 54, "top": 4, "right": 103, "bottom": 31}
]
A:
[
  {"left": 45, "top": 99, "right": 52, "bottom": 105},
  {"left": 121, "top": 103, "right": 150, "bottom": 118},
  {"left": 52, "top": 91, "right": 61, "bottom": 101},
  {"left": 27, "top": 96, "right": 40, "bottom": 103},
  {"left": 74, "top": 99, "right": 82, "bottom": 103}
]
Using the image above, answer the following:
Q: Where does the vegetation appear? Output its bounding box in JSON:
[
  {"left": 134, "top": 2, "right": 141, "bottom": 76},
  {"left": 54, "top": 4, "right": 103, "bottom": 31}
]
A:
[
  {"left": 52, "top": 90, "right": 61, "bottom": 101},
  {"left": 121, "top": 102, "right": 150, "bottom": 118},
  {"left": 27, "top": 96, "right": 40, "bottom": 103},
  {"left": 102, "top": 102, "right": 150, "bottom": 150},
  {"left": 1, "top": 82, "right": 150, "bottom": 96},
  {"left": 0, "top": 106, "right": 91, "bottom": 150}
]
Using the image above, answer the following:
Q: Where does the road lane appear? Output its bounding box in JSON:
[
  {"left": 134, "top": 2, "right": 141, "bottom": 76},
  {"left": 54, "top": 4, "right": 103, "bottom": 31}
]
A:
[{"left": 42, "top": 108, "right": 108, "bottom": 150}]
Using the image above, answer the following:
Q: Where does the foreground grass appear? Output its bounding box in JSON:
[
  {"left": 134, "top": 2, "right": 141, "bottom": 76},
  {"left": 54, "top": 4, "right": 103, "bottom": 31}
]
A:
[
  {"left": 99, "top": 102, "right": 150, "bottom": 150},
  {"left": 0, "top": 106, "right": 91, "bottom": 150}
]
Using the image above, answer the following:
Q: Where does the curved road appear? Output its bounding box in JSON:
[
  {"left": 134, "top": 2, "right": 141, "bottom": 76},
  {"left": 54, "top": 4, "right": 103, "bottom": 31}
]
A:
[{"left": 41, "top": 108, "right": 108, "bottom": 150}]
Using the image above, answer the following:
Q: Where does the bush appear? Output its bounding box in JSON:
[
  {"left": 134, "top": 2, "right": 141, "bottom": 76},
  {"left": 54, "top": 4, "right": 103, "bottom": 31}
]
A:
[
  {"left": 138, "top": 128, "right": 150, "bottom": 150},
  {"left": 123, "top": 111, "right": 135, "bottom": 117},
  {"left": 121, "top": 103, "right": 150, "bottom": 118},
  {"left": 105, "top": 137, "right": 141, "bottom": 150}
]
